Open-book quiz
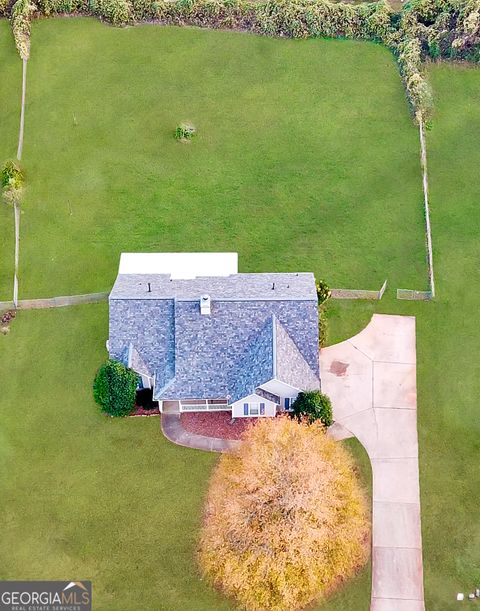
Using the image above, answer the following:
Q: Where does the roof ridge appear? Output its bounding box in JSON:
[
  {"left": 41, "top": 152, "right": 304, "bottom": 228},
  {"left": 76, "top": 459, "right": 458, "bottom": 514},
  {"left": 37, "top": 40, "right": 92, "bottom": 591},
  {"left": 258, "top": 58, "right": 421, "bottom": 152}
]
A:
[{"left": 272, "top": 313, "right": 277, "bottom": 379}]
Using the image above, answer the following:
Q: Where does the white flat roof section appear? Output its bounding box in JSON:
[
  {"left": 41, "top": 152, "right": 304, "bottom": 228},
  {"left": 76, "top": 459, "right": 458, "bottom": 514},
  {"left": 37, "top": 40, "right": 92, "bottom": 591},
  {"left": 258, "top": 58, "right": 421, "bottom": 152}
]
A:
[{"left": 118, "top": 252, "right": 238, "bottom": 279}]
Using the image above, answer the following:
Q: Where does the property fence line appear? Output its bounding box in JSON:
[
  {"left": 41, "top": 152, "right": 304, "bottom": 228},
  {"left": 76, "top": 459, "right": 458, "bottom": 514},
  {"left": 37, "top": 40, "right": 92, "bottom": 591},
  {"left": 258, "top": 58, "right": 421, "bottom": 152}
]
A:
[
  {"left": 397, "top": 289, "right": 433, "bottom": 301},
  {"left": 0, "top": 292, "right": 108, "bottom": 311},
  {"left": 13, "top": 202, "right": 20, "bottom": 307},
  {"left": 397, "top": 121, "right": 435, "bottom": 301},
  {"left": 17, "top": 58, "right": 27, "bottom": 161},
  {"left": 419, "top": 121, "right": 435, "bottom": 298},
  {"left": 331, "top": 279, "right": 387, "bottom": 300}
]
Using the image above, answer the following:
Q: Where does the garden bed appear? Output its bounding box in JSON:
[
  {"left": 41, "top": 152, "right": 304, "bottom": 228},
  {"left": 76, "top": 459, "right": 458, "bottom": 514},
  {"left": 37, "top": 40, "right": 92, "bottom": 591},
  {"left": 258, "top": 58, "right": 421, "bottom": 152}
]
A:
[
  {"left": 131, "top": 388, "right": 159, "bottom": 416},
  {"left": 180, "top": 412, "right": 256, "bottom": 440},
  {"left": 1, "top": 310, "right": 16, "bottom": 335},
  {"left": 131, "top": 405, "right": 159, "bottom": 417}
]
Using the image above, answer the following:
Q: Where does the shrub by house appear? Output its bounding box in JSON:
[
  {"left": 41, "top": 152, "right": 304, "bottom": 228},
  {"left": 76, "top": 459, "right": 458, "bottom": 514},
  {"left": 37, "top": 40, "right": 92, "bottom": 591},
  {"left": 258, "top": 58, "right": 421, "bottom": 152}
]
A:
[
  {"left": 93, "top": 359, "right": 139, "bottom": 417},
  {"left": 198, "top": 417, "right": 369, "bottom": 610},
  {"left": 291, "top": 389, "right": 333, "bottom": 426}
]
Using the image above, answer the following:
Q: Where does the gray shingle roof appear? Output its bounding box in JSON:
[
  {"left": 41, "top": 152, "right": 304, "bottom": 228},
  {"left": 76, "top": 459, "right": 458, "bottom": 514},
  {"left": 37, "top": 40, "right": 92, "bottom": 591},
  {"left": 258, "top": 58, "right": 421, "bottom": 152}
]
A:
[
  {"left": 274, "top": 318, "right": 320, "bottom": 391},
  {"left": 129, "top": 345, "right": 151, "bottom": 377},
  {"left": 110, "top": 272, "right": 317, "bottom": 301},
  {"left": 108, "top": 299, "right": 175, "bottom": 391},
  {"left": 108, "top": 272, "right": 320, "bottom": 403},
  {"left": 228, "top": 317, "right": 276, "bottom": 403}
]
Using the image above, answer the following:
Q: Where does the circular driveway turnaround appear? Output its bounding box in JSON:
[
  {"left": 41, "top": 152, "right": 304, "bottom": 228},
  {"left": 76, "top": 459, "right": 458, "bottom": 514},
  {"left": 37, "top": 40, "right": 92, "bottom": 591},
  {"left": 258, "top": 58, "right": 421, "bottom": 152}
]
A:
[{"left": 321, "top": 314, "right": 424, "bottom": 611}]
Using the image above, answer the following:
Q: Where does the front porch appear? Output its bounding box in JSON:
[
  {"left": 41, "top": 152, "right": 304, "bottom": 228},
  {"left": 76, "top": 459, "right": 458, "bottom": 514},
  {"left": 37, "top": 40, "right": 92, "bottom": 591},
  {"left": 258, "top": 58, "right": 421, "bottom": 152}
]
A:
[{"left": 159, "top": 399, "right": 231, "bottom": 414}]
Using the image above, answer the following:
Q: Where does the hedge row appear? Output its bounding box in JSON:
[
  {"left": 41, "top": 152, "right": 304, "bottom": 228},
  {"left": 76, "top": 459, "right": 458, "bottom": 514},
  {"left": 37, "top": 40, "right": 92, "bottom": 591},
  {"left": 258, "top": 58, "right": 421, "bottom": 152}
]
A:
[{"left": 7, "top": 0, "right": 480, "bottom": 121}]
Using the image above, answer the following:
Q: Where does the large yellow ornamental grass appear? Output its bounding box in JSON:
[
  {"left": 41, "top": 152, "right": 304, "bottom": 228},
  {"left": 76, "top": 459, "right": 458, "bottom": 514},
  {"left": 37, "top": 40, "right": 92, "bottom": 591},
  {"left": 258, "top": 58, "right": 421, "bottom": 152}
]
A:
[{"left": 198, "top": 417, "right": 370, "bottom": 611}]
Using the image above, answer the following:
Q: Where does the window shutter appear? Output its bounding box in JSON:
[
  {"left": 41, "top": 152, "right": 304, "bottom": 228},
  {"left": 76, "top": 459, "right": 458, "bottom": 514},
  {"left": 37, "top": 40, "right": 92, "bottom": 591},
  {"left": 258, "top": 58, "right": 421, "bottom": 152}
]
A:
[
  {"left": 260, "top": 403, "right": 265, "bottom": 415},
  {"left": 285, "top": 398, "right": 290, "bottom": 409},
  {"left": 243, "top": 403, "right": 249, "bottom": 416}
]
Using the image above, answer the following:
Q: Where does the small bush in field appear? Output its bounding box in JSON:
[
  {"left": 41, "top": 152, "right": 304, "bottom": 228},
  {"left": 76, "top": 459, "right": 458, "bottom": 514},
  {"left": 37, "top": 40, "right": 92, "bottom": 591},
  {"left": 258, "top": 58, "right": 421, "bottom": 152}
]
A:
[
  {"left": 174, "top": 122, "right": 196, "bottom": 141},
  {"left": 198, "top": 418, "right": 369, "bottom": 611},
  {"left": 1, "top": 160, "right": 24, "bottom": 191},
  {"left": 1, "top": 160, "right": 24, "bottom": 204},
  {"left": 291, "top": 390, "right": 333, "bottom": 427},
  {"left": 93, "top": 359, "right": 139, "bottom": 417}
]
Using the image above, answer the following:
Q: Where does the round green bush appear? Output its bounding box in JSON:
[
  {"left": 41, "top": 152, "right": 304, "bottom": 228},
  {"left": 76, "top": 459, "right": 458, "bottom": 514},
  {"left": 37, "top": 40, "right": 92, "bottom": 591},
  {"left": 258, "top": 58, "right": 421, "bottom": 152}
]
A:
[
  {"left": 93, "top": 359, "right": 139, "bottom": 417},
  {"left": 291, "top": 390, "right": 333, "bottom": 427}
]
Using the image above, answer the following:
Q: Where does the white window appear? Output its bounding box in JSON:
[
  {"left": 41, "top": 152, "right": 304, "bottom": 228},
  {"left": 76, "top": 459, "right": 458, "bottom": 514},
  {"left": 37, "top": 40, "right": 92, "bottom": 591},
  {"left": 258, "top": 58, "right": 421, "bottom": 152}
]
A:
[
  {"left": 243, "top": 402, "right": 265, "bottom": 416},
  {"left": 284, "top": 397, "right": 297, "bottom": 411}
]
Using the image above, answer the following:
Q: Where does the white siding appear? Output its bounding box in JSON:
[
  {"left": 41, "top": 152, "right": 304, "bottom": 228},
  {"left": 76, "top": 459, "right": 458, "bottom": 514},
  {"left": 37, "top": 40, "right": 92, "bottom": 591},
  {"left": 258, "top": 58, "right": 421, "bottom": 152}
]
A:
[
  {"left": 259, "top": 378, "right": 300, "bottom": 397},
  {"left": 258, "top": 378, "right": 300, "bottom": 410},
  {"left": 141, "top": 375, "right": 152, "bottom": 389},
  {"left": 231, "top": 393, "right": 277, "bottom": 418}
]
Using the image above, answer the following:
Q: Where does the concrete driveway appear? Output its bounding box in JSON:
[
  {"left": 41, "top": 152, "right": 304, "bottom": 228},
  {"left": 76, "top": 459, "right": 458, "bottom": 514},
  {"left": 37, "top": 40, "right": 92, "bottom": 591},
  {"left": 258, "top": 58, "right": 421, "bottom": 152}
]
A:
[{"left": 320, "top": 314, "right": 424, "bottom": 611}]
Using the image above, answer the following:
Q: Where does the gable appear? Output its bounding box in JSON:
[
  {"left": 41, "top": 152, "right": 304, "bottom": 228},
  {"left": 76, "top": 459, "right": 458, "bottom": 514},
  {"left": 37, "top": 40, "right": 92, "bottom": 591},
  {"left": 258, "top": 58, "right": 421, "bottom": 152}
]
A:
[{"left": 274, "top": 318, "right": 320, "bottom": 391}]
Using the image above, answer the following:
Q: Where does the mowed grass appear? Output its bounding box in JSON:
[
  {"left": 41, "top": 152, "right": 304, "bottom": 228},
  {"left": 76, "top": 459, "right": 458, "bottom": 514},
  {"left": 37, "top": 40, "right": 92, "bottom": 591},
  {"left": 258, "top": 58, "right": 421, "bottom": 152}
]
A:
[
  {"left": 0, "top": 305, "right": 372, "bottom": 610},
  {"left": 12, "top": 18, "right": 427, "bottom": 298},
  {"left": 326, "top": 63, "right": 480, "bottom": 610},
  {"left": 0, "top": 305, "right": 230, "bottom": 610},
  {"left": 5, "top": 17, "right": 474, "bottom": 611}
]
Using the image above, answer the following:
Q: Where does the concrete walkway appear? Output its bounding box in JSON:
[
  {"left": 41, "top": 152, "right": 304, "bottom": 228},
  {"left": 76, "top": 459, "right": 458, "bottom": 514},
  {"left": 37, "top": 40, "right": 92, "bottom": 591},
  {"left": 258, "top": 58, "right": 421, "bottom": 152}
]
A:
[
  {"left": 161, "top": 413, "right": 240, "bottom": 452},
  {"left": 320, "top": 314, "right": 424, "bottom": 611}
]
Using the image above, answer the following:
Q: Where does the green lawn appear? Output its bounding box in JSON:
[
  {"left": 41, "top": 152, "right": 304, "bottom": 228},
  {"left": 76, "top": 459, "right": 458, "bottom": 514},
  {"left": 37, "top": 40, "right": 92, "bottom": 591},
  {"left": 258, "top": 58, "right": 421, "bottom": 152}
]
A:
[
  {"left": 0, "top": 305, "right": 229, "bottom": 611},
  {"left": 11, "top": 18, "right": 426, "bottom": 298},
  {"left": 0, "top": 305, "right": 372, "bottom": 610},
  {"left": 326, "top": 63, "right": 480, "bottom": 610},
  {"left": 2, "top": 15, "right": 479, "bottom": 611}
]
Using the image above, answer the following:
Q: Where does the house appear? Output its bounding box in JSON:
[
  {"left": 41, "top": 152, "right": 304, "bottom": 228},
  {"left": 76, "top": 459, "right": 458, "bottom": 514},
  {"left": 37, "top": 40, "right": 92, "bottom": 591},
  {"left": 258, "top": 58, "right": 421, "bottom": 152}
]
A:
[{"left": 107, "top": 253, "right": 320, "bottom": 417}]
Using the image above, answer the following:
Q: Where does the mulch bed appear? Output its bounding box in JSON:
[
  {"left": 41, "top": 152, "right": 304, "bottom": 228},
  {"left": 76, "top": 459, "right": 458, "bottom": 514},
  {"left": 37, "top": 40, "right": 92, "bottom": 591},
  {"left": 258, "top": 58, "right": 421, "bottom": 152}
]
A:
[
  {"left": 1, "top": 310, "right": 16, "bottom": 335},
  {"left": 131, "top": 405, "right": 160, "bottom": 417},
  {"left": 130, "top": 388, "right": 159, "bottom": 416},
  {"left": 181, "top": 411, "right": 256, "bottom": 440}
]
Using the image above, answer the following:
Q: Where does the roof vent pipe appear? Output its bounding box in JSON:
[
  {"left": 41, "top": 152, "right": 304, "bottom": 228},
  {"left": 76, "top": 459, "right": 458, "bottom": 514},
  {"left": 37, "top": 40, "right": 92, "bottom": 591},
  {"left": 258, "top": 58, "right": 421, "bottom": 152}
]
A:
[
  {"left": 200, "top": 294, "right": 211, "bottom": 315},
  {"left": 147, "top": 282, "right": 152, "bottom": 293}
]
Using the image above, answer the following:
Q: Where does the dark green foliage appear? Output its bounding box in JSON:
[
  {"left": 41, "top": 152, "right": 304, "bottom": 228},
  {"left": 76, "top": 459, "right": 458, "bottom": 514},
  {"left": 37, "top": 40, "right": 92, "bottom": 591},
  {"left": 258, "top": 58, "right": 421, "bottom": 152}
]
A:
[
  {"left": 291, "top": 390, "right": 333, "bottom": 427},
  {"left": 315, "top": 278, "right": 331, "bottom": 305},
  {"left": 319, "top": 305, "right": 328, "bottom": 348},
  {"left": 1, "top": 160, "right": 24, "bottom": 190},
  {"left": 93, "top": 359, "right": 139, "bottom": 417},
  {"left": 174, "top": 122, "right": 196, "bottom": 140}
]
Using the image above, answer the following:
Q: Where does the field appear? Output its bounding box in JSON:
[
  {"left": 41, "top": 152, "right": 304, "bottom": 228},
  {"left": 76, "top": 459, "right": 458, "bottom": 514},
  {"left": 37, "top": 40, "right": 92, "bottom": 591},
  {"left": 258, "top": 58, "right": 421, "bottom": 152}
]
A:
[
  {"left": 8, "top": 18, "right": 426, "bottom": 298},
  {"left": 0, "top": 14, "right": 479, "bottom": 611}
]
